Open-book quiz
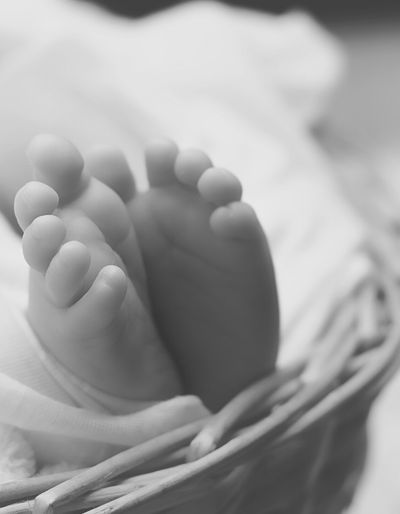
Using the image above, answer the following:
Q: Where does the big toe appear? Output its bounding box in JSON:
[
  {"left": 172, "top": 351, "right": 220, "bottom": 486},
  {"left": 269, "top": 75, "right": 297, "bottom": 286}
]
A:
[
  {"left": 145, "top": 139, "right": 179, "bottom": 187},
  {"left": 85, "top": 146, "right": 136, "bottom": 203}
]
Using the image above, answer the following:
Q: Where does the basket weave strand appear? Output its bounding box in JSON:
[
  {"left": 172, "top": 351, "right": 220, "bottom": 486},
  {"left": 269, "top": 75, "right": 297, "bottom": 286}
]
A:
[{"left": 1, "top": 256, "right": 399, "bottom": 514}]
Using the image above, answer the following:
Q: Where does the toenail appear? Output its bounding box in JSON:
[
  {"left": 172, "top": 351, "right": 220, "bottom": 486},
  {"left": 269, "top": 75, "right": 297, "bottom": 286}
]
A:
[{"left": 99, "top": 265, "right": 125, "bottom": 287}]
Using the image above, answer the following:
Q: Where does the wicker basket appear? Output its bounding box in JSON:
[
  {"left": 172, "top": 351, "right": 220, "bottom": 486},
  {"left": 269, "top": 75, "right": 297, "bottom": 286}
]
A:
[{"left": 1, "top": 238, "right": 399, "bottom": 514}]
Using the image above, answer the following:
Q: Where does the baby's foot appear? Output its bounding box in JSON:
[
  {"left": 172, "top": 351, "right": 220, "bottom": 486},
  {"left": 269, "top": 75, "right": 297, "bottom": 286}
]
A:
[
  {"left": 14, "top": 151, "right": 181, "bottom": 402},
  {"left": 91, "top": 140, "right": 280, "bottom": 411},
  {"left": 22, "top": 135, "right": 149, "bottom": 306}
]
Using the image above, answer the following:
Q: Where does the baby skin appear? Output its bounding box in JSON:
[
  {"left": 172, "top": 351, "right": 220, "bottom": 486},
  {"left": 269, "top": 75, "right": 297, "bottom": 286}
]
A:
[
  {"left": 14, "top": 136, "right": 180, "bottom": 401},
  {"left": 14, "top": 135, "right": 279, "bottom": 411}
]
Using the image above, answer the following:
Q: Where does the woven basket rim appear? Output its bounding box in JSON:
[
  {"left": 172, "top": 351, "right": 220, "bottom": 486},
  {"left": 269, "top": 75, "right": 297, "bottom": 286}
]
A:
[{"left": 1, "top": 250, "right": 399, "bottom": 514}]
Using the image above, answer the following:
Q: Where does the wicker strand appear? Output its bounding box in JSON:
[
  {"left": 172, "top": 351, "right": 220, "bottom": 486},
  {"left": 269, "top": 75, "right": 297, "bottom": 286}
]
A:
[
  {"left": 2, "top": 249, "right": 399, "bottom": 514},
  {"left": 32, "top": 420, "right": 207, "bottom": 514},
  {"left": 188, "top": 362, "right": 303, "bottom": 461},
  {"left": 79, "top": 325, "right": 363, "bottom": 514}
]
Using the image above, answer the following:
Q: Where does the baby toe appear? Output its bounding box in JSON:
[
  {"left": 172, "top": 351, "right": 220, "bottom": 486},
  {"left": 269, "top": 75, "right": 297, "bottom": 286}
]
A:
[
  {"left": 66, "top": 265, "right": 128, "bottom": 337},
  {"left": 22, "top": 215, "right": 66, "bottom": 272},
  {"left": 14, "top": 182, "right": 59, "bottom": 231},
  {"left": 145, "top": 139, "right": 179, "bottom": 187},
  {"left": 27, "top": 134, "right": 88, "bottom": 203},
  {"left": 210, "top": 202, "right": 261, "bottom": 240},
  {"left": 198, "top": 168, "right": 242, "bottom": 206},
  {"left": 45, "top": 241, "right": 91, "bottom": 307},
  {"left": 85, "top": 146, "right": 136, "bottom": 203},
  {"left": 174, "top": 148, "right": 213, "bottom": 188}
]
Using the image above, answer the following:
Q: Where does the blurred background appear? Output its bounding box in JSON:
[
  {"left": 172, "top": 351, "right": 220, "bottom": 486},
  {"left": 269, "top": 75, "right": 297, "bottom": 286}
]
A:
[{"left": 77, "top": 0, "right": 400, "bottom": 153}]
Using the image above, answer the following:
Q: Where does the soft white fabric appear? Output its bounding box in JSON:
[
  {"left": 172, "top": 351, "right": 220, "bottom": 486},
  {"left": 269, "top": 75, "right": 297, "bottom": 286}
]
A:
[
  {"left": 0, "top": 215, "right": 209, "bottom": 471},
  {"left": 0, "top": 425, "right": 36, "bottom": 482},
  {"left": 0, "top": 0, "right": 372, "bottom": 478}
]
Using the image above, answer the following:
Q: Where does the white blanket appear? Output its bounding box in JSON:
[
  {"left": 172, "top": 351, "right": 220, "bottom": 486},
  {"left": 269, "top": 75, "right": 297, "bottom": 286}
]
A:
[{"left": 0, "top": 0, "right": 371, "bottom": 478}]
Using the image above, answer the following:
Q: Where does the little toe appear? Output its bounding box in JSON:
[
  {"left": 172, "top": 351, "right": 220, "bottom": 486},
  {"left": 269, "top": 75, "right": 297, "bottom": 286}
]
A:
[
  {"left": 198, "top": 168, "right": 242, "bottom": 206},
  {"left": 210, "top": 202, "right": 262, "bottom": 240},
  {"left": 14, "top": 182, "right": 59, "bottom": 231},
  {"left": 27, "top": 134, "right": 88, "bottom": 204},
  {"left": 145, "top": 139, "right": 179, "bottom": 187},
  {"left": 85, "top": 146, "right": 136, "bottom": 203},
  {"left": 23, "top": 215, "right": 66, "bottom": 272},
  {"left": 66, "top": 265, "right": 128, "bottom": 337},
  {"left": 174, "top": 148, "right": 213, "bottom": 188},
  {"left": 46, "top": 241, "right": 91, "bottom": 307}
]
